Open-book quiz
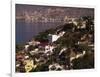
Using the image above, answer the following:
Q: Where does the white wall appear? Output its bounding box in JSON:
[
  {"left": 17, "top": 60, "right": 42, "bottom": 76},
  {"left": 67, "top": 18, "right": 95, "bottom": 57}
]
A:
[{"left": 52, "top": 35, "right": 60, "bottom": 42}]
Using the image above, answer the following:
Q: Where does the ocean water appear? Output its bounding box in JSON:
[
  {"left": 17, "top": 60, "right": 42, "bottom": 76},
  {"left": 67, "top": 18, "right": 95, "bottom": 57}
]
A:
[{"left": 16, "top": 20, "right": 61, "bottom": 44}]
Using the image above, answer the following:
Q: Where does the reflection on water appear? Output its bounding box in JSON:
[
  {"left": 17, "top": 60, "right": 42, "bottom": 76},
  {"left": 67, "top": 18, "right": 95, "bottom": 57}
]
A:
[{"left": 16, "top": 20, "right": 62, "bottom": 44}]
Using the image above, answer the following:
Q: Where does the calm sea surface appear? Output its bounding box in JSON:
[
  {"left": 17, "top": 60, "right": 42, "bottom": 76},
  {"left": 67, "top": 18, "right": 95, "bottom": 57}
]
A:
[{"left": 16, "top": 20, "right": 62, "bottom": 44}]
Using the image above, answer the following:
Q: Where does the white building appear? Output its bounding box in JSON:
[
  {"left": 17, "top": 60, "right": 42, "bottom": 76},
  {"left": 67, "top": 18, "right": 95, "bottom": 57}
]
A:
[
  {"left": 49, "top": 63, "right": 64, "bottom": 71},
  {"left": 48, "top": 34, "right": 59, "bottom": 42},
  {"left": 48, "top": 31, "right": 65, "bottom": 43},
  {"left": 45, "top": 45, "right": 55, "bottom": 56}
]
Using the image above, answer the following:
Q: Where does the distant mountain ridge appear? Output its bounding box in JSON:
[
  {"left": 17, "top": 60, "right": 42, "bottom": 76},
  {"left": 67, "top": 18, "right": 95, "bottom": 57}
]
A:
[{"left": 16, "top": 4, "right": 94, "bottom": 21}]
